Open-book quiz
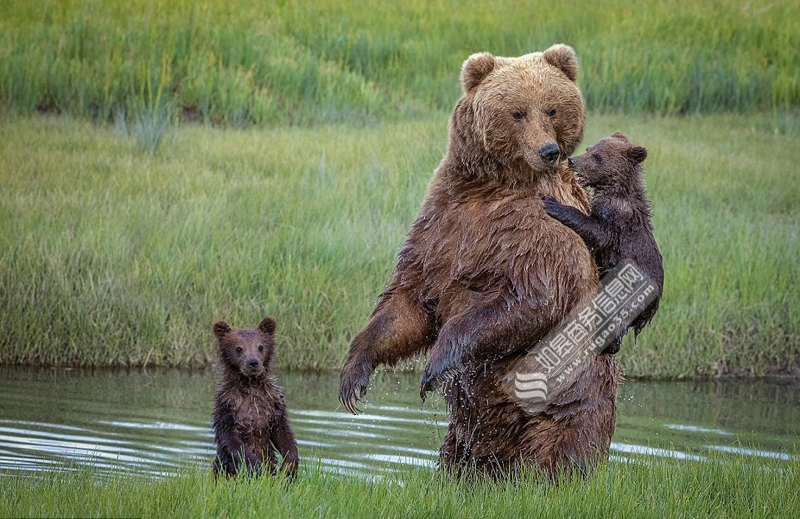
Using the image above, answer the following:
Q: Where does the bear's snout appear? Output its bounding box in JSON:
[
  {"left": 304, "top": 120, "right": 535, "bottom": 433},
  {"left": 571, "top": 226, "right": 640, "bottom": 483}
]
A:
[
  {"left": 567, "top": 156, "right": 575, "bottom": 168},
  {"left": 538, "top": 142, "right": 561, "bottom": 167},
  {"left": 246, "top": 358, "right": 260, "bottom": 369}
]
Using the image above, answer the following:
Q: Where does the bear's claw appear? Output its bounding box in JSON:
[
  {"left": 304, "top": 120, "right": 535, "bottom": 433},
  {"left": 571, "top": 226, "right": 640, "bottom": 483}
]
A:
[
  {"left": 339, "top": 359, "right": 374, "bottom": 414},
  {"left": 420, "top": 338, "right": 462, "bottom": 400},
  {"left": 339, "top": 387, "right": 364, "bottom": 415},
  {"left": 339, "top": 377, "right": 368, "bottom": 414},
  {"left": 420, "top": 358, "right": 458, "bottom": 401},
  {"left": 419, "top": 374, "right": 436, "bottom": 400}
]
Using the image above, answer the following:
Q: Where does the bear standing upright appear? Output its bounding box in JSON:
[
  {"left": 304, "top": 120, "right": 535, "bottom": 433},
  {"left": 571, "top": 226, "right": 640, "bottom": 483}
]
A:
[
  {"left": 212, "top": 316, "right": 299, "bottom": 479},
  {"left": 544, "top": 133, "right": 664, "bottom": 353},
  {"left": 340, "top": 44, "right": 623, "bottom": 478}
]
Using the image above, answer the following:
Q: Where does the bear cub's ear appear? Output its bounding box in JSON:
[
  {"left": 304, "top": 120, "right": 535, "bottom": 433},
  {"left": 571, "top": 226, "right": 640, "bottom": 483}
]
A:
[
  {"left": 627, "top": 145, "right": 648, "bottom": 164},
  {"left": 213, "top": 321, "right": 232, "bottom": 339},
  {"left": 461, "top": 52, "right": 496, "bottom": 93},
  {"left": 542, "top": 44, "right": 579, "bottom": 83},
  {"left": 258, "top": 316, "right": 277, "bottom": 335}
]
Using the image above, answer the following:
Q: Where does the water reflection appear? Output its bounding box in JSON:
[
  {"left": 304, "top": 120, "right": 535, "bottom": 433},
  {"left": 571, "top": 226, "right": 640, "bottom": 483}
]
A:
[{"left": 0, "top": 366, "right": 797, "bottom": 478}]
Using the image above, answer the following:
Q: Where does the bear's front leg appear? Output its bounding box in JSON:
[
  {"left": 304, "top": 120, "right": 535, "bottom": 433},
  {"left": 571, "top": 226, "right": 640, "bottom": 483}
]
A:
[
  {"left": 216, "top": 442, "right": 262, "bottom": 477},
  {"left": 420, "top": 297, "right": 554, "bottom": 396},
  {"left": 272, "top": 410, "right": 299, "bottom": 480},
  {"left": 340, "top": 286, "right": 435, "bottom": 414},
  {"left": 542, "top": 196, "right": 606, "bottom": 251},
  {"left": 419, "top": 317, "right": 469, "bottom": 397},
  {"left": 240, "top": 447, "right": 264, "bottom": 477}
]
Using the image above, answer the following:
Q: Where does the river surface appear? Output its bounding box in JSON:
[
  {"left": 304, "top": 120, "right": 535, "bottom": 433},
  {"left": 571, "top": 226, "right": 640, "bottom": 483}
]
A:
[{"left": 0, "top": 367, "right": 797, "bottom": 478}]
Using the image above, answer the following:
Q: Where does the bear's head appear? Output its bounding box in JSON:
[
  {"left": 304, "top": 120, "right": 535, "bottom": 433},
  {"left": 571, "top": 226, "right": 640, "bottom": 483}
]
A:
[
  {"left": 457, "top": 44, "right": 585, "bottom": 177},
  {"left": 213, "top": 316, "right": 277, "bottom": 379},
  {"left": 567, "top": 132, "right": 647, "bottom": 189}
]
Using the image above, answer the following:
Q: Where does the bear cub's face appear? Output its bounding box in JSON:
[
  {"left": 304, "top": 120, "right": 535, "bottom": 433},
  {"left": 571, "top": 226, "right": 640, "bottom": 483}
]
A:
[
  {"left": 567, "top": 132, "right": 647, "bottom": 189},
  {"left": 213, "top": 316, "right": 277, "bottom": 378}
]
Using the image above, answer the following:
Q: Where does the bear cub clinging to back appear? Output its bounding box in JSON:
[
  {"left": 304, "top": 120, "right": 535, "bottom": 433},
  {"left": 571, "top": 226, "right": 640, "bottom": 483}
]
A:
[
  {"left": 544, "top": 132, "right": 664, "bottom": 352},
  {"left": 212, "top": 316, "right": 298, "bottom": 479}
]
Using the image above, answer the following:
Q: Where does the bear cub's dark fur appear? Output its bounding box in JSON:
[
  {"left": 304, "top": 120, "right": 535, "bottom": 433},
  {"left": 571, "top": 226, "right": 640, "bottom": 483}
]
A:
[
  {"left": 211, "top": 316, "right": 299, "bottom": 479},
  {"left": 544, "top": 132, "right": 664, "bottom": 352}
]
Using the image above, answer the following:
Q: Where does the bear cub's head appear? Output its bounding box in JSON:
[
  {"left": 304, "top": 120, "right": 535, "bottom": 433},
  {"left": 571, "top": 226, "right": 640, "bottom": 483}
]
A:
[
  {"left": 213, "top": 316, "right": 277, "bottom": 379},
  {"left": 567, "top": 132, "right": 647, "bottom": 189}
]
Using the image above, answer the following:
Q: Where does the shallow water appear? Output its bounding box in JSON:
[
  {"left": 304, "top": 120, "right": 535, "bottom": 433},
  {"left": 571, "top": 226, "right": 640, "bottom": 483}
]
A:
[{"left": 0, "top": 366, "right": 797, "bottom": 478}]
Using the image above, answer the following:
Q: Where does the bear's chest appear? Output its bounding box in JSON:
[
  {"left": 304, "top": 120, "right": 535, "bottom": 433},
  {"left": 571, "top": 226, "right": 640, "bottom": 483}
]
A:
[
  {"left": 422, "top": 192, "right": 543, "bottom": 272},
  {"left": 411, "top": 184, "right": 591, "bottom": 318},
  {"left": 228, "top": 388, "right": 279, "bottom": 438}
]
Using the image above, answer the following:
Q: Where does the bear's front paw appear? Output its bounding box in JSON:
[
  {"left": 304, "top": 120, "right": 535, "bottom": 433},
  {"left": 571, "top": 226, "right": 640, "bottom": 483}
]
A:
[
  {"left": 542, "top": 195, "right": 565, "bottom": 218},
  {"left": 279, "top": 452, "right": 299, "bottom": 481},
  {"left": 339, "top": 360, "right": 373, "bottom": 415},
  {"left": 244, "top": 455, "right": 264, "bottom": 478},
  {"left": 219, "top": 447, "right": 262, "bottom": 478},
  {"left": 420, "top": 344, "right": 462, "bottom": 400}
]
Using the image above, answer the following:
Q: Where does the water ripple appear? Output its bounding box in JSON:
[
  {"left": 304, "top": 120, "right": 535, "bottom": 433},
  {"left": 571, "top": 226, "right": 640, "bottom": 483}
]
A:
[{"left": 0, "top": 368, "right": 797, "bottom": 478}]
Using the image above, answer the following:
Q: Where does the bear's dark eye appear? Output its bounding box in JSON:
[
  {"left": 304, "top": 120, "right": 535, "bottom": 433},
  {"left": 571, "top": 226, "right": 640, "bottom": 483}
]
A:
[
  {"left": 235, "top": 346, "right": 243, "bottom": 355},
  {"left": 511, "top": 111, "right": 526, "bottom": 120},
  {"left": 258, "top": 345, "right": 264, "bottom": 352},
  {"left": 547, "top": 108, "right": 557, "bottom": 117},
  {"left": 593, "top": 154, "right": 603, "bottom": 164}
]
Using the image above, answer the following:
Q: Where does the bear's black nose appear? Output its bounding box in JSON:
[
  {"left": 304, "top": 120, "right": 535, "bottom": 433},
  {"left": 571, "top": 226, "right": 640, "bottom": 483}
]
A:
[
  {"left": 567, "top": 157, "right": 575, "bottom": 167},
  {"left": 539, "top": 143, "right": 560, "bottom": 166},
  {"left": 247, "top": 359, "right": 260, "bottom": 368}
]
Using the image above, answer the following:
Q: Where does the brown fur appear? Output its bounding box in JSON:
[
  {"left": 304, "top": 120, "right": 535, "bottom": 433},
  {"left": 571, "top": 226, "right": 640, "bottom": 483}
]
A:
[
  {"left": 212, "top": 316, "right": 298, "bottom": 479},
  {"left": 543, "top": 133, "right": 664, "bottom": 353},
  {"left": 340, "top": 44, "right": 622, "bottom": 478}
]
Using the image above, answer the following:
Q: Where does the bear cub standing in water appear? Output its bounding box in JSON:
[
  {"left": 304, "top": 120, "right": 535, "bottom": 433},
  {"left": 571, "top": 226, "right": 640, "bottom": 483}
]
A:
[
  {"left": 543, "top": 133, "right": 664, "bottom": 353},
  {"left": 212, "top": 316, "right": 299, "bottom": 479}
]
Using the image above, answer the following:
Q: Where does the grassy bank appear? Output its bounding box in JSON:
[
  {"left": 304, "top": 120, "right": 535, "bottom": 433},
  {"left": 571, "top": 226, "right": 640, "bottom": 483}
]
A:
[
  {"left": 1, "top": 0, "right": 798, "bottom": 126},
  {"left": 1, "top": 453, "right": 797, "bottom": 518},
  {"left": 0, "top": 114, "right": 797, "bottom": 376}
]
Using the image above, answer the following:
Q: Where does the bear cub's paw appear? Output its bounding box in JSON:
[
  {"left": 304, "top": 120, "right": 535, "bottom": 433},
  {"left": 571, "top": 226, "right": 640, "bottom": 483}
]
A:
[{"left": 542, "top": 195, "right": 569, "bottom": 219}]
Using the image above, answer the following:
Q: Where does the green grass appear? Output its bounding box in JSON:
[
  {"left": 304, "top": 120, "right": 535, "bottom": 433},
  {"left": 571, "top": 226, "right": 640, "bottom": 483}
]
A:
[
  {"left": 0, "top": 115, "right": 442, "bottom": 369},
  {"left": 0, "top": 0, "right": 798, "bottom": 375},
  {"left": 0, "top": 0, "right": 797, "bottom": 126},
  {"left": 1, "top": 453, "right": 797, "bottom": 518},
  {"left": 0, "top": 113, "right": 797, "bottom": 376}
]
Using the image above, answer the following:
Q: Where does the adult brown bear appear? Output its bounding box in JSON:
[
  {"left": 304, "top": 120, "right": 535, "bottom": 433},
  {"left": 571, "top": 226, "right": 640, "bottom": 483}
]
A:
[{"left": 340, "top": 44, "right": 622, "bottom": 478}]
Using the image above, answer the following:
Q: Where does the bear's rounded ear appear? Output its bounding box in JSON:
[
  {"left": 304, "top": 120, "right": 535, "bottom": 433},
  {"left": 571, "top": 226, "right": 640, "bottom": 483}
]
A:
[
  {"left": 542, "top": 44, "right": 579, "bottom": 83},
  {"left": 461, "top": 52, "right": 496, "bottom": 93},
  {"left": 612, "top": 132, "right": 629, "bottom": 142},
  {"left": 258, "top": 316, "right": 276, "bottom": 335},
  {"left": 213, "top": 321, "right": 231, "bottom": 339},
  {"left": 628, "top": 145, "right": 648, "bottom": 164}
]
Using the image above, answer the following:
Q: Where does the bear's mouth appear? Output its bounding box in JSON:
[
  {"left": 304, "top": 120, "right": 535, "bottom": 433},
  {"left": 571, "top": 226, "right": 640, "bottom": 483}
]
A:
[
  {"left": 574, "top": 171, "right": 587, "bottom": 186},
  {"left": 241, "top": 364, "right": 265, "bottom": 378}
]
